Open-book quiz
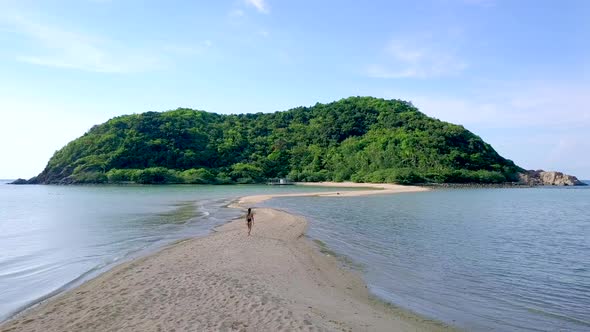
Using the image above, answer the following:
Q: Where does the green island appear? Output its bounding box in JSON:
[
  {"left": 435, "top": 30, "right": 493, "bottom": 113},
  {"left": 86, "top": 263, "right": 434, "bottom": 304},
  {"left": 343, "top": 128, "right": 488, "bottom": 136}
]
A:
[{"left": 25, "top": 96, "right": 523, "bottom": 185}]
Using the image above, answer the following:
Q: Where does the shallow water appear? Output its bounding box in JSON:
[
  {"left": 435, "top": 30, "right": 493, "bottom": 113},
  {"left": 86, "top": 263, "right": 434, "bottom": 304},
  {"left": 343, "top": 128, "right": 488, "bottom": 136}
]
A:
[
  {"left": 261, "top": 185, "right": 590, "bottom": 331},
  {"left": 0, "top": 182, "right": 340, "bottom": 321},
  {"left": 3, "top": 181, "right": 589, "bottom": 331}
]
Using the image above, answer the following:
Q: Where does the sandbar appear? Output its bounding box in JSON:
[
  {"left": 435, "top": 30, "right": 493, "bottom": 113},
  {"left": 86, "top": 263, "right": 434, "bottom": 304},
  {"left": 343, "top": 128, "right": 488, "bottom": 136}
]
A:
[{"left": 1, "top": 183, "right": 452, "bottom": 332}]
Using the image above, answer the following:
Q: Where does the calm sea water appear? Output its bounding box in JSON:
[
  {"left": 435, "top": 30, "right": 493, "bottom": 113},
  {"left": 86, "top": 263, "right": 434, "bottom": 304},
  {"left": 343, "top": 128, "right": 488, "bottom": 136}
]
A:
[
  {"left": 2, "top": 181, "right": 589, "bottom": 331},
  {"left": 0, "top": 181, "right": 341, "bottom": 321},
  {"left": 261, "top": 184, "right": 590, "bottom": 331}
]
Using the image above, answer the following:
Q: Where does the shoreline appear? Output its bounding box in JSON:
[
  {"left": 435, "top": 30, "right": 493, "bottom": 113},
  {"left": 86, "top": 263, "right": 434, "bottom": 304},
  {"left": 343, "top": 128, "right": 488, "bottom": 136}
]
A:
[
  {"left": 235, "top": 181, "right": 429, "bottom": 206},
  {"left": 1, "top": 182, "right": 453, "bottom": 332}
]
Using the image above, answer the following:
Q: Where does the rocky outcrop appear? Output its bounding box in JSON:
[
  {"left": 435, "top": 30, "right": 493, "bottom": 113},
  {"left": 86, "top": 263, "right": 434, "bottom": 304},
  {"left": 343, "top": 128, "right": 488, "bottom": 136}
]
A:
[
  {"left": 9, "top": 176, "right": 39, "bottom": 185},
  {"left": 518, "top": 170, "right": 587, "bottom": 186},
  {"left": 10, "top": 178, "right": 29, "bottom": 184}
]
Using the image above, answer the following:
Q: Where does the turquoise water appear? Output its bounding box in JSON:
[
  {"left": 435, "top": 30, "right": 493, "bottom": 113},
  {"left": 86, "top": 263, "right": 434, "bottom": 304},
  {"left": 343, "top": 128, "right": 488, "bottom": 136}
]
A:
[
  {"left": 0, "top": 182, "right": 341, "bottom": 321},
  {"left": 261, "top": 185, "right": 590, "bottom": 331}
]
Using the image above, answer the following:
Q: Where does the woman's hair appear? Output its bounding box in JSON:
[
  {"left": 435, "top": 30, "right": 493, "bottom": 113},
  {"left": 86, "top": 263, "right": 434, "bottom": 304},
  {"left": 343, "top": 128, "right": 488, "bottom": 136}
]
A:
[{"left": 248, "top": 208, "right": 251, "bottom": 214}]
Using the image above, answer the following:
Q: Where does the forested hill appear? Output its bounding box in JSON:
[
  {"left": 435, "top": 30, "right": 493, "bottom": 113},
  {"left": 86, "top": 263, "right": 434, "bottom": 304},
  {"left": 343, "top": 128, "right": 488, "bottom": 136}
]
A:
[{"left": 27, "top": 97, "right": 522, "bottom": 185}]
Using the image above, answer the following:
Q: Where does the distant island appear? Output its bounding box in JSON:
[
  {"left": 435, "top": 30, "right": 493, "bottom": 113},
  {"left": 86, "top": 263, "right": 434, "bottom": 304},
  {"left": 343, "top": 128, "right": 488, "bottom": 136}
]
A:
[{"left": 12, "top": 97, "right": 586, "bottom": 186}]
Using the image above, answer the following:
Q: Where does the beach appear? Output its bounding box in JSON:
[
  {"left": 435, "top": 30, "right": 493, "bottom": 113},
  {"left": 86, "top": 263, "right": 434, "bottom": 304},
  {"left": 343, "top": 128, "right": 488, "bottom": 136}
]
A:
[
  {"left": 237, "top": 182, "right": 430, "bottom": 206},
  {"left": 0, "top": 183, "right": 450, "bottom": 332}
]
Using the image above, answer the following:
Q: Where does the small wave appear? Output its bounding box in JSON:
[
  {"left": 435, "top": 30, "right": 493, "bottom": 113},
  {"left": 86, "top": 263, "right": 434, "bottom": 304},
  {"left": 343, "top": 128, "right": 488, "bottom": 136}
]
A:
[
  {"left": 524, "top": 307, "right": 590, "bottom": 327},
  {"left": 0, "top": 260, "right": 65, "bottom": 279},
  {"left": 1, "top": 259, "right": 117, "bottom": 322},
  {"left": 1, "top": 238, "right": 170, "bottom": 322}
]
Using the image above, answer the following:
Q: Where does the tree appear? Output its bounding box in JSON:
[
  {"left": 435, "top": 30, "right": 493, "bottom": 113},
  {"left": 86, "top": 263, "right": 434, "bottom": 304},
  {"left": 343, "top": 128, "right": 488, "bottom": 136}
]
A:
[{"left": 31, "top": 96, "right": 522, "bottom": 185}]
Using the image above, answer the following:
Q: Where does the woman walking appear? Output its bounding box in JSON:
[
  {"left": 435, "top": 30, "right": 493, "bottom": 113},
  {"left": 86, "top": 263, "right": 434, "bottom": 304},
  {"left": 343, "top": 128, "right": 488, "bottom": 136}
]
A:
[{"left": 246, "top": 208, "right": 254, "bottom": 236}]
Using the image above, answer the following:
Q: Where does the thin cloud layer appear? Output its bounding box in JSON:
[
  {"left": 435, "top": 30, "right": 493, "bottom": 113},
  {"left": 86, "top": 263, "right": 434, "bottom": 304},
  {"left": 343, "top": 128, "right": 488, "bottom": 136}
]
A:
[
  {"left": 5, "top": 15, "right": 160, "bottom": 73},
  {"left": 385, "top": 81, "right": 590, "bottom": 175},
  {"left": 245, "top": 0, "right": 269, "bottom": 14},
  {"left": 397, "top": 82, "right": 590, "bottom": 128},
  {"left": 367, "top": 38, "right": 468, "bottom": 79}
]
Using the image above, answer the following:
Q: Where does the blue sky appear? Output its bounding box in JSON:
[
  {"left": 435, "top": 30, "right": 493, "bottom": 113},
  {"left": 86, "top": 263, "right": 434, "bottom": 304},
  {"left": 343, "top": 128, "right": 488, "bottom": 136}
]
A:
[{"left": 1, "top": 0, "right": 588, "bottom": 179}]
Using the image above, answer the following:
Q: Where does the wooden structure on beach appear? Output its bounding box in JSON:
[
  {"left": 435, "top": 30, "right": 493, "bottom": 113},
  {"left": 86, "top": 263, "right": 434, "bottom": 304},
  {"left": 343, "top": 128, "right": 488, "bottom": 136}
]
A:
[{"left": 266, "top": 178, "right": 294, "bottom": 185}]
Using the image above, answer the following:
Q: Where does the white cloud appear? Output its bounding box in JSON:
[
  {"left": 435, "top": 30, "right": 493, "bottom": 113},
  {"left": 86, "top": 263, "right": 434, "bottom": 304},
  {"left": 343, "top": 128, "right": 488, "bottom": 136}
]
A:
[
  {"left": 4, "top": 15, "right": 160, "bottom": 73},
  {"left": 367, "top": 39, "right": 467, "bottom": 79},
  {"left": 245, "top": 0, "right": 269, "bottom": 14}
]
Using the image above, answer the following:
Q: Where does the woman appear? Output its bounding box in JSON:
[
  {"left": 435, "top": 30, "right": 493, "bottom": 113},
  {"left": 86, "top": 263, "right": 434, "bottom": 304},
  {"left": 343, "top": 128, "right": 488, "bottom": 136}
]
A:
[{"left": 246, "top": 208, "right": 254, "bottom": 236}]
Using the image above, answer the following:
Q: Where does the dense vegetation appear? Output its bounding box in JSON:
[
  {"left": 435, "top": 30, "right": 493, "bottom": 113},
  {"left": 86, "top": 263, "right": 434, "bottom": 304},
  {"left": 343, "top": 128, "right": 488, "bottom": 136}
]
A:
[{"left": 28, "top": 97, "right": 522, "bottom": 185}]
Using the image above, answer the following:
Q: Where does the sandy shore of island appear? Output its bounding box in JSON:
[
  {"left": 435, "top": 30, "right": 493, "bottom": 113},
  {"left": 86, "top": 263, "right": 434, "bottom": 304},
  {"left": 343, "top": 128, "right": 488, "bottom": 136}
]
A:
[
  {"left": 236, "top": 181, "right": 429, "bottom": 206},
  {"left": 1, "top": 183, "right": 450, "bottom": 332}
]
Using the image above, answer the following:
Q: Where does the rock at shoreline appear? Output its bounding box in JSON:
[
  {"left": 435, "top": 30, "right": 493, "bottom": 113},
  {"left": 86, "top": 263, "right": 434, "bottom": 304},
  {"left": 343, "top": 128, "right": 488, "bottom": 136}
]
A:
[
  {"left": 9, "top": 176, "right": 39, "bottom": 185},
  {"left": 518, "top": 170, "right": 587, "bottom": 186}
]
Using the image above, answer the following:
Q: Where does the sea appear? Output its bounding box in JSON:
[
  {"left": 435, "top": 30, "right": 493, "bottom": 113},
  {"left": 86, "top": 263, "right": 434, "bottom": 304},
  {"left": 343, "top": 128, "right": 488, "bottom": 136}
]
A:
[
  {"left": 1, "top": 180, "right": 589, "bottom": 331},
  {"left": 0, "top": 182, "right": 340, "bottom": 322}
]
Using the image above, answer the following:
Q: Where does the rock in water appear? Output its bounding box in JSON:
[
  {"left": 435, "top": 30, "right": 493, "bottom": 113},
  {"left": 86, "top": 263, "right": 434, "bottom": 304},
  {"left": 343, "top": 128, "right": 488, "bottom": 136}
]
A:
[{"left": 518, "top": 170, "right": 587, "bottom": 186}]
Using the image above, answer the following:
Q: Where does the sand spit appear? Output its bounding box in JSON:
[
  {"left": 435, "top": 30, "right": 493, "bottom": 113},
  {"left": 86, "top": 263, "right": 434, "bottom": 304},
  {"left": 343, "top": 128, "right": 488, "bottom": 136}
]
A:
[
  {"left": 237, "top": 182, "right": 429, "bottom": 206},
  {"left": 1, "top": 183, "right": 450, "bottom": 332}
]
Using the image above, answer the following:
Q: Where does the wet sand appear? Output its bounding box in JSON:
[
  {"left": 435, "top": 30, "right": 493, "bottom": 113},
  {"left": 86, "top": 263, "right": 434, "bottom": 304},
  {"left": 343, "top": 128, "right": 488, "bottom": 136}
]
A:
[{"left": 1, "top": 183, "right": 452, "bottom": 332}]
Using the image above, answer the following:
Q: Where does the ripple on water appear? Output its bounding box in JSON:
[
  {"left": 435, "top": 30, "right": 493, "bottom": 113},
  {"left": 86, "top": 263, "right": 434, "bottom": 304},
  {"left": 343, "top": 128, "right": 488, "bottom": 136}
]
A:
[{"left": 262, "top": 187, "right": 590, "bottom": 331}]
